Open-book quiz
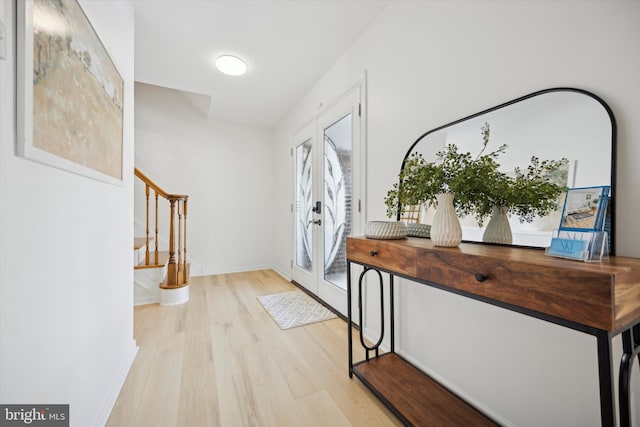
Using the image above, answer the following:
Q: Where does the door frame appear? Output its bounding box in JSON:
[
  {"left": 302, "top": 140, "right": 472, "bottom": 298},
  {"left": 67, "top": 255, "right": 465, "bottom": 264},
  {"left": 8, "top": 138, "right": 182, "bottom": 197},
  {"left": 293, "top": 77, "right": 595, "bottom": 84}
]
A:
[{"left": 290, "top": 73, "right": 367, "bottom": 316}]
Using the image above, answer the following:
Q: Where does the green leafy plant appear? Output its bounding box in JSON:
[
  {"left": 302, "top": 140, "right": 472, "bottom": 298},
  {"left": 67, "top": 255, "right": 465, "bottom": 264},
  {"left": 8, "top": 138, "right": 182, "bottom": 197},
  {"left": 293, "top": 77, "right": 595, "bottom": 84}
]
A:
[
  {"left": 471, "top": 156, "right": 568, "bottom": 225},
  {"left": 384, "top": 123, "right": 506, "bottom": 218},
  {"left": 385, "top": 122, "right": 567, "bottom": 225}
]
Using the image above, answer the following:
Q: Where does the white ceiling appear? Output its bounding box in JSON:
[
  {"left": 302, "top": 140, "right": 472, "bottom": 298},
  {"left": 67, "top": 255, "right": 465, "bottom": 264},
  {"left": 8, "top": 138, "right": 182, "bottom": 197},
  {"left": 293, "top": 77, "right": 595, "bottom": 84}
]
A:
[{"left": 132, "top": 0, "right": 390, "bottom": 127}]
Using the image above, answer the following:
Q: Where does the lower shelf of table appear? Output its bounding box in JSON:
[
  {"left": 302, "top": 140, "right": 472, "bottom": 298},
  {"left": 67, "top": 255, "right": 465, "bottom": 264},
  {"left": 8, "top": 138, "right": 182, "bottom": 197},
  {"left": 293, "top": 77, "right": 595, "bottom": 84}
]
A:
[{"left": 352, "top": 353, "right": 498, "bottom": 427}]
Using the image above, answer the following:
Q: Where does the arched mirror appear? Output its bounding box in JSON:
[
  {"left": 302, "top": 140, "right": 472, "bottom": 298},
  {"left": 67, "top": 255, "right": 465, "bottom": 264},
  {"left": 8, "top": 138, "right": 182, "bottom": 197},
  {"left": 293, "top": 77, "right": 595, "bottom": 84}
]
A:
[{"left": 398, "top": 88, "right": 616, "bottom": 253}]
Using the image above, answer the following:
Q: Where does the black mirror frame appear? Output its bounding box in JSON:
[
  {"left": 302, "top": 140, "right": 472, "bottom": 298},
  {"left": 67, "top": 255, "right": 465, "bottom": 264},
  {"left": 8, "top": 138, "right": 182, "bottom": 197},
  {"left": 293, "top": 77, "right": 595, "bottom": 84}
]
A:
[{"left": 396, "top": 87, "right": 617, "bottom": 254}]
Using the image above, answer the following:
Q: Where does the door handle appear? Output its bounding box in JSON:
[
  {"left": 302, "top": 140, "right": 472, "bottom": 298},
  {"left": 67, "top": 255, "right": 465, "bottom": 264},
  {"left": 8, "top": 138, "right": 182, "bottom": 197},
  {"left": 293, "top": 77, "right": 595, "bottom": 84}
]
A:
[
  {"left": 312, "top": 201, "right": 321, "bottom": 214},
  {"left": 311, "top": 219, "right": 321, "bottom": 225}
]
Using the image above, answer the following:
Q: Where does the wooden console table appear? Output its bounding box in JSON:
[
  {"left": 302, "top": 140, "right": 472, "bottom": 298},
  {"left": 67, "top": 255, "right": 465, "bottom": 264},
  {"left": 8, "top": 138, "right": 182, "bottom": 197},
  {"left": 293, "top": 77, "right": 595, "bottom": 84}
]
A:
[{"left": 346, "top": 236, "right": 640, "bottom": 426}]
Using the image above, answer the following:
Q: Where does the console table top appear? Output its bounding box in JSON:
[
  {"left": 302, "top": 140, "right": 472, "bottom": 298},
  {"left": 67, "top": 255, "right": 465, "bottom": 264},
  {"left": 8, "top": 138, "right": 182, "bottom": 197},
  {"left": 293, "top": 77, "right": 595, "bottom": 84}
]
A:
[{"left": 347, "top": 236, "right": 640, "bottom": 333}]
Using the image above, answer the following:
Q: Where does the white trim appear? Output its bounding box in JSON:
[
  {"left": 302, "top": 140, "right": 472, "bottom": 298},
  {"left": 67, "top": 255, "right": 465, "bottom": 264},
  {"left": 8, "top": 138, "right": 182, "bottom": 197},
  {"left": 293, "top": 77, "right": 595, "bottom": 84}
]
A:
[
  {"left": 359, "top": 70, "right": 368, "bottom": 229},
  {"left": 271, "top": 266, "right": 291, "bottom": 282},
  {"left": 16, "top": 0, "right": 124, "bottom": 186},
  {"left": 91, "top": 343, "right": 139, "bottom": 427},
  {"left": 200, "top": 263, "right": 278, "bottom": 276},
  {"left": 291, "top": 72, "right": 368, "bottom": 138},
  {"left": 160, "top": 285, "right": 190, "bottom": 306},
  {"left": 134, "top": 296, "right": 159, "bottom": 306}
]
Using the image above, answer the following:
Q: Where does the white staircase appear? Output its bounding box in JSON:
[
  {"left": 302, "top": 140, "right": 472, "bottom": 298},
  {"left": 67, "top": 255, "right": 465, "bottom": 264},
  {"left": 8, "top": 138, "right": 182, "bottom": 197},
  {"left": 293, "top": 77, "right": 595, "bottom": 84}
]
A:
[{"left": 133, "top": 239, "right": 189, "bottom": 306}]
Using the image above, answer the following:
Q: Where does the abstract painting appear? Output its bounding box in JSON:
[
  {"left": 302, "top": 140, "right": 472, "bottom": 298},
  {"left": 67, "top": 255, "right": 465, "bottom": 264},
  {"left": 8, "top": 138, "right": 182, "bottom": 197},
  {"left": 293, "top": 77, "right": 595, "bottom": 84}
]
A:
[{"left": 17, "top": 0, "right": 123, "bottom": 183}]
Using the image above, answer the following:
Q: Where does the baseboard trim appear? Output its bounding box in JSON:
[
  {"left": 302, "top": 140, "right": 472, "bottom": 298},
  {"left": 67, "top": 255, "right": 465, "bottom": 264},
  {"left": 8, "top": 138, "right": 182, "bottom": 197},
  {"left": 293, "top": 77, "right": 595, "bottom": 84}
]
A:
[
  {"left": 270, "top": 266, "right": 290, "bottom": 282},
  {"left": 92, "top": 341, "right": 138, "bottom": 427},
  {"left": 200, "top": 263, "right": 277, "bottom": 276},
  {"left": 134, "top": 296, "right": 160, "bottom": 306}
]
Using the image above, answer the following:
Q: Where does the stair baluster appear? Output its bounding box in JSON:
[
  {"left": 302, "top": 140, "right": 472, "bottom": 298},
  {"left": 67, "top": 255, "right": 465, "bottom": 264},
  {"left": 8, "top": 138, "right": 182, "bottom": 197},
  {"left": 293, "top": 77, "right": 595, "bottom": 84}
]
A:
[
  {"left": 145, "top": 184, "right": 150, "bottom": 265},
  {"left": 134, "top": 168, "right": 190, "bottom": 289},
  {"left": 154, "top": 193, "right": 159, "bottom": 264},
  {"left": 177, "top": 200, "right": 183, "bottom": 278},
  {"left": 167, "top": 198, "right": 177, "bottom": 286}
]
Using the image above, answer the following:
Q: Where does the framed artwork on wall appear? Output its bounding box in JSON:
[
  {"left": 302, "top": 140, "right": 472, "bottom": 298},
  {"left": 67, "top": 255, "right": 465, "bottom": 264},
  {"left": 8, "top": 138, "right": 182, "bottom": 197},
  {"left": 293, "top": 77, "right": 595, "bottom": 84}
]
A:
[{"left": 16, "top": 0, "right": 124, "bottom": 185}]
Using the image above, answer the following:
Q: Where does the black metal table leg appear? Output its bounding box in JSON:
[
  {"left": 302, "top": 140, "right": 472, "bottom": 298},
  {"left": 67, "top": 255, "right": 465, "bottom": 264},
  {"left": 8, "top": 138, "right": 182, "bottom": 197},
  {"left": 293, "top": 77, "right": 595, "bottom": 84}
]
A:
[
  {"left": 346, "top": 259, "right": 638, "bottom": 426},
  {"left": 596, "top": 330, "right": 615, "bottom": 426},
  {"left": 347, "top": 260, "right": 353, "bottom": 378},
  {"left": 358, "top": 267, "right": 385, "bottom": 360},
  {"left": 636, "top": 323, "right": 640, "bottom": 371},
  {"left": 619, "top": 322, "right": 640, "bottom": 427},
  {"left": 390, "top": 274, "right": 395, "bottom": 354}
]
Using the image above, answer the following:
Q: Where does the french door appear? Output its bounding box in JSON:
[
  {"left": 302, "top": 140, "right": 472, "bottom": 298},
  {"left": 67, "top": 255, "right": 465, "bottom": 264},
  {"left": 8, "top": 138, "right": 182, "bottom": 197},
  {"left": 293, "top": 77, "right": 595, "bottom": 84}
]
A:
[{"left": 291, "top": 86, "right": 363, "bottom": 315}]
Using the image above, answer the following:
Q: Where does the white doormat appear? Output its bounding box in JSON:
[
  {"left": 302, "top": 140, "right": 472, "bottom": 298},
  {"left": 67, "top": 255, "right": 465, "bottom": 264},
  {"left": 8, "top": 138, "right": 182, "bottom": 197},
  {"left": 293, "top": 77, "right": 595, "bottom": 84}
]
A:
[{"left": 257, "top": 290, "right": 337, "bottom": 330}]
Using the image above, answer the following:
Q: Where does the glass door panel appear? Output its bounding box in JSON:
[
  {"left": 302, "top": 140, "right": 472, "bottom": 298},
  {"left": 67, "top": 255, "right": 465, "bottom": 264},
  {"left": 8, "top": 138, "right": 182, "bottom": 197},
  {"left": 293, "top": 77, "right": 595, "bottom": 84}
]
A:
[
  {"left": 316, "top": 86, "right": 361, "bottom": 316},
  {"left": 291, "top": 83, "right": 362, "bottom": 316},
  {"left": 323, "top": 114, "right": 352, "bottom": 290},
  {"left": 295, "top": 139, "right": 313, "bottom": 273}
]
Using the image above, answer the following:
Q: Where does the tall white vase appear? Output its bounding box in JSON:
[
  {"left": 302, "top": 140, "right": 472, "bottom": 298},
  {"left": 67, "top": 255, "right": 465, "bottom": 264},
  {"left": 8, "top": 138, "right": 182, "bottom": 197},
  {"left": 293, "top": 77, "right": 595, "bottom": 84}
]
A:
[
  {"left": 430, "top": 193, "right": 462, "bottom": 247},
  {"left": 482, "top": 205, "right": 513, "bottom": 245}
]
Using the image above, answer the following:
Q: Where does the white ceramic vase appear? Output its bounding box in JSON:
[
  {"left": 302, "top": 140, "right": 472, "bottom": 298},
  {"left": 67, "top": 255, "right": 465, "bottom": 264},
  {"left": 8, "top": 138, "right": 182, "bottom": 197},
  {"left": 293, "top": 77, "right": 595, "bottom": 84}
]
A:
[
  {"left": 430, "top": 193, "right": 462, "bottom": 247},
  {"left": 482, "top": 205, "right": 513, "bottom": 245}
]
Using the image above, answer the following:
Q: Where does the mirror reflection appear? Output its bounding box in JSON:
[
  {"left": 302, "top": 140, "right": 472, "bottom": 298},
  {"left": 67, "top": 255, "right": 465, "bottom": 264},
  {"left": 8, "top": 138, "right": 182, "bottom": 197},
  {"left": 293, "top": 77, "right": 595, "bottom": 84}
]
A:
[{"left": 401, "top": 89, "right": 615, "bottom": 249}]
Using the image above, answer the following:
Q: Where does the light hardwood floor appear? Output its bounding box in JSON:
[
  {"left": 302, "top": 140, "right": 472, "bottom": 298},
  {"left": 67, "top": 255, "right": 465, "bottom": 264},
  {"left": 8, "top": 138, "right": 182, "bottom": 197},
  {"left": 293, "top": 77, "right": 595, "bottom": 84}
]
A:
[{"left": 106, "top": 269, "right": 402, "bottom": 427}]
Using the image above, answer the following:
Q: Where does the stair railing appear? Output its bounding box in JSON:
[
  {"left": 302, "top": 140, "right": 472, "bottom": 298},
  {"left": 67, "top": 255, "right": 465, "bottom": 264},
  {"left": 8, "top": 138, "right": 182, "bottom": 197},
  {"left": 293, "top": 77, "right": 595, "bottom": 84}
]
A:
[{"left": 134, "top": 168, "right": 189, "bottom": 287}]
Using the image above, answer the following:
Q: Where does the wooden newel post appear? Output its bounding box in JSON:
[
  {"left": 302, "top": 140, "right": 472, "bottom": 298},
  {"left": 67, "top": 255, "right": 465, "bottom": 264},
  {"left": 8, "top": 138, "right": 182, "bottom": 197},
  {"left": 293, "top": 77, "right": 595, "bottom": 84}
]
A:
[
  {"left": 183, "top": 197, "right": 189, "bottom": 284},
  {"left": 154, "top": 193, "right": 159, "bottom": 264},
  {"left": 177, "top": 201, "right": 183, "bottom": 274},
  {"left": 145, "top": 184, "right": 150, "bottom": 265},
  {"left": 167, "top": 198, "right": 177, "bottom": 286}
]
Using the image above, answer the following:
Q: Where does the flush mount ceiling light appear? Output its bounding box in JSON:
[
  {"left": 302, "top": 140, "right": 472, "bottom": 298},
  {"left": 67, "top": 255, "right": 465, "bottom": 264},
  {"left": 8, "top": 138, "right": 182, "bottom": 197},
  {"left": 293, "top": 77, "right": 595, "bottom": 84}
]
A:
[{"left": 215, "top": 55, "right": 247, "bottom": 76}]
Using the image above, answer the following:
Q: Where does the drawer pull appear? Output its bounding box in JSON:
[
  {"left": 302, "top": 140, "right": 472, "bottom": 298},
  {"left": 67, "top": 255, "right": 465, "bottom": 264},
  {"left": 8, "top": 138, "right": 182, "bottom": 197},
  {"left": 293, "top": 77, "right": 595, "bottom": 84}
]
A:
[
  {"left": 475, "top": 273, "right": 488, "bottom": 282},
  {"left": 370, "top": 251, "right": 378, "bottom": 257}
]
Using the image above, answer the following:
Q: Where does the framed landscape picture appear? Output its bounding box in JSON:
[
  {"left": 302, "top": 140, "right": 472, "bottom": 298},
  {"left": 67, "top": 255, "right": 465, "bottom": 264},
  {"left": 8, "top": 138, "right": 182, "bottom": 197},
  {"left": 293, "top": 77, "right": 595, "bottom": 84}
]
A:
[{"left": 17, "top": 0, "right": 124, "bottom": 185}]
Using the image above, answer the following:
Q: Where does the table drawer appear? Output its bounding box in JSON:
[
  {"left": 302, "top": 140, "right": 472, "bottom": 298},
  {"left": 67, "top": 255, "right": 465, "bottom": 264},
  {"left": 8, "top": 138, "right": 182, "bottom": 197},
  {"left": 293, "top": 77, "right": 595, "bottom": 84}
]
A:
[
  {"left": 347, "top": 238, "right": 417, "bottom": 277},
  {"left": 416, "top": 249, "right": 614, "bottom": 330}
]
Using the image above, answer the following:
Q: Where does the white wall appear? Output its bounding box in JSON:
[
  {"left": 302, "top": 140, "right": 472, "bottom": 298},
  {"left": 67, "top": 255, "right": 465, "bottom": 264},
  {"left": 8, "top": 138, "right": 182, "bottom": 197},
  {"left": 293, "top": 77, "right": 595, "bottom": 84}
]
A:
[
  {"left": 135, "top": 83, "right": 275, "bottom": 276},
  {"left": 274, "top": 1, "right": 640, "bottom": 425},
  {"left": 0, "top": 1, "right": 137, "bottom": 426}
]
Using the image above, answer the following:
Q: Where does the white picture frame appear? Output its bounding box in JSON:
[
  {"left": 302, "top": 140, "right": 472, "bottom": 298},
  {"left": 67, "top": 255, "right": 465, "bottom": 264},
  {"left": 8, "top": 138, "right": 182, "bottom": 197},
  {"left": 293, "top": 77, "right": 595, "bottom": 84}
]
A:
[{"left": 16, "top": 0, "right": 124, "bottom": 185}]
